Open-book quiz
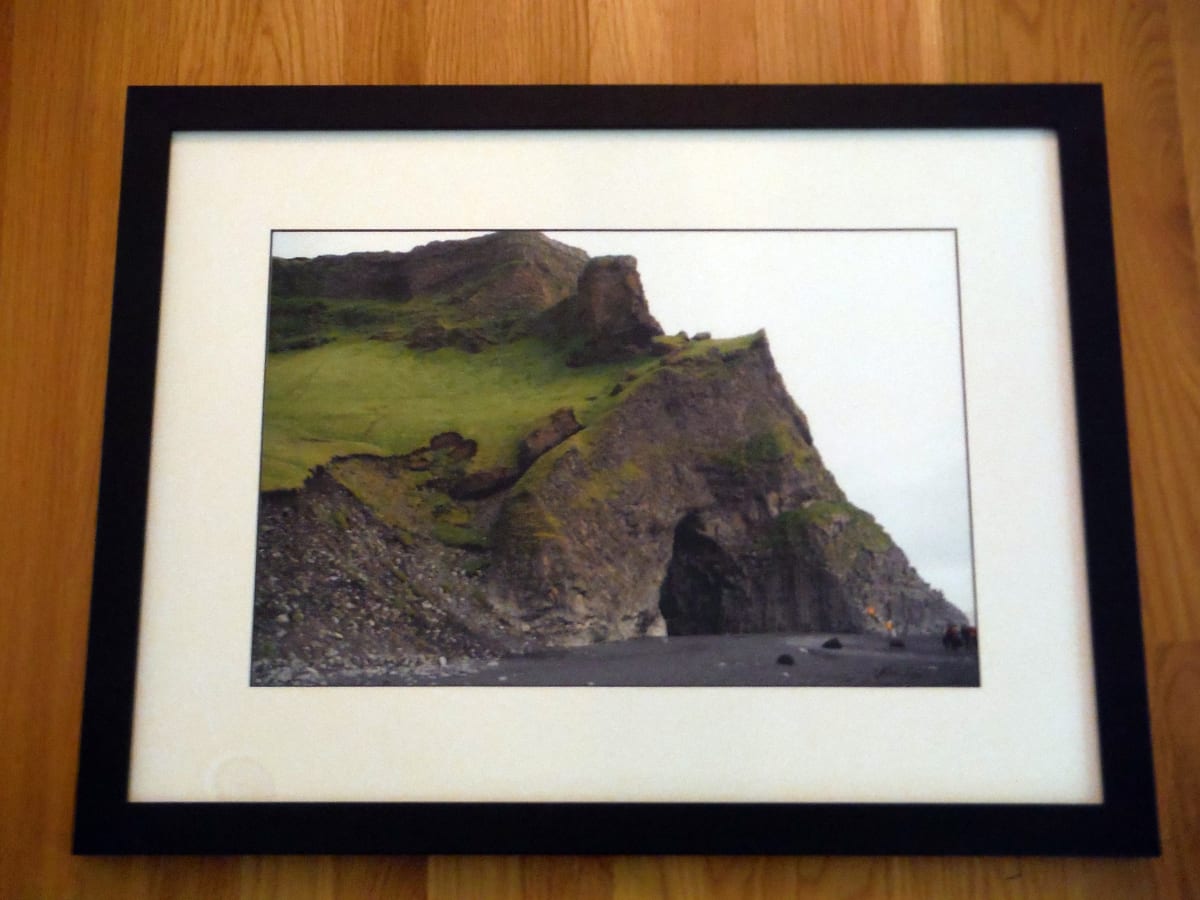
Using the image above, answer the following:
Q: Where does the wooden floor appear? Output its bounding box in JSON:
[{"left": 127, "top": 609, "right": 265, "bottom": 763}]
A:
[{"left": 2, "top": 1, "right": 1198, "bottom": 897}]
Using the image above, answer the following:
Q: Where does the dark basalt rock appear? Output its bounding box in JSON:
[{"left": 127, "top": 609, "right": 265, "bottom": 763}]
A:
[
  {"left": 574, "top": 256, "right": 662, "bottom": 343},
  {"left": 429, "top": 431, "right": 478, "bottom": 461},
  {"left": 548, "top": 256, "right": 665, "bottom": 365},
  {"left": 516, "top": 408, "right": 583, "bottom": 471},
  {"left": 447, "top": 466, "right": 521, "bottom": 500},
  {"left": 822, "top": 637, "right": 843, "bottom": 649}
]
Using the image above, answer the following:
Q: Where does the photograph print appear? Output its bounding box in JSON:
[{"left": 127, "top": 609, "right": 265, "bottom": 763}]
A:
[{"left": 251, "top": 229, "right": 978, "bottom": 687}]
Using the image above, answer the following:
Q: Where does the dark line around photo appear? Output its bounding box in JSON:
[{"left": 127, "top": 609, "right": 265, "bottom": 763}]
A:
[{"left": 251, "top": 229, "right": 978, "bottom": 687}]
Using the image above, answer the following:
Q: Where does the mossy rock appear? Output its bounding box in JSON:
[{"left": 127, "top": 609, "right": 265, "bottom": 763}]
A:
[
  {"left": 769, "top": 500, "right": 893, "bottom": 577},
  {"left": 432, "top": 522, "right": 490, "bottom": 550}
]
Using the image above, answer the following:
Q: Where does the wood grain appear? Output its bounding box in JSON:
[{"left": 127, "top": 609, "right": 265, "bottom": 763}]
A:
[
  {"left": 1, "top": 1, "right": 1197, "bottom": 896},
  {"left": 1170, "top": 0, "right": 1200, "bottom": 275}
]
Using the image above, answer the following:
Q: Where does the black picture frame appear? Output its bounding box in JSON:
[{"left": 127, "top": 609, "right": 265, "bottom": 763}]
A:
[{"left": 74, "top": 84, "right": 1158, "bottom": 856}]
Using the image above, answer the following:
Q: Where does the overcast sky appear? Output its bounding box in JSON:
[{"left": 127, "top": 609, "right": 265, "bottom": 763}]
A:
[{"left": 272, "top": 230, "right": 975, "bottom": 621}]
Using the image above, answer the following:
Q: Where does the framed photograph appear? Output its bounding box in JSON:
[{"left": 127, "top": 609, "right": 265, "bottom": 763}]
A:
[{"left": 75, "top": 85, "right": 1158, "bottom": 855}]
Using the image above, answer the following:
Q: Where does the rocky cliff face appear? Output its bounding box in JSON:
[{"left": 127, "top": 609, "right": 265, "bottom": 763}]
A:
[
  {"left": 253, "top": 231, "right": 968, "bottom": 682},
  {"left": 541, "top": 255, "right": 664, "bottom": 364},
  {"left": 485, "top": 333, "right": 964, "bottom": 646},
  {"left": 272, "top": 230, "right": 588, "bottom": 306},
  {"left": 271, "top": 230, "right": 589, "bottom": 352}
]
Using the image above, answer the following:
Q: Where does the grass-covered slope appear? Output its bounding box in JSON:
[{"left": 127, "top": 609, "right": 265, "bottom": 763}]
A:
[
  {"left": 259, "top": 279, "right": 756, "bottom": 491},
  {"left": 261, "top": 232, "right": 670, "bottom": 491},
  {"left": 261, "top": 333, "right": 654, "bottom": 489}
]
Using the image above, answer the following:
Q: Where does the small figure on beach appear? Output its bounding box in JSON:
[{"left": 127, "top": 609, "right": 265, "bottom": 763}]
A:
[
  {"left": 942, "top": 623, "right": 963, "bottom": 651},
  {"left": 961, "top": 624, "right": 978, "bottom": 650}
]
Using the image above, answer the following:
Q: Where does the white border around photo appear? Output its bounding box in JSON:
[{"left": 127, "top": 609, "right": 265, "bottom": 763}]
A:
[{"left": 130, "top": 129, "right": 1099, "bottom": 805}]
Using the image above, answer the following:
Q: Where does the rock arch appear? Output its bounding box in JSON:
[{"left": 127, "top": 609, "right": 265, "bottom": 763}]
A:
[{"left": 658, "top": 513, "right": 747, "bottom": 635}]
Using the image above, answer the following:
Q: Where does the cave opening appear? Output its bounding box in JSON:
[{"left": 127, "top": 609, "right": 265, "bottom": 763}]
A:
[{"left": 658, "top": 513, "right": 740, "bottom": 636}]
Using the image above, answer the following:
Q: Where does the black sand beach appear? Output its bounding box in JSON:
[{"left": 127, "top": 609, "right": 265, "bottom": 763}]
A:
[{"left": 386, "top": 632, "right": 979, "bottom": 687}]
